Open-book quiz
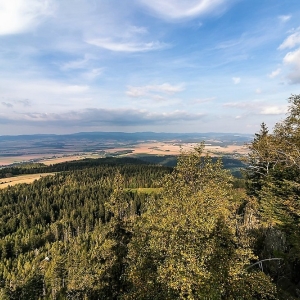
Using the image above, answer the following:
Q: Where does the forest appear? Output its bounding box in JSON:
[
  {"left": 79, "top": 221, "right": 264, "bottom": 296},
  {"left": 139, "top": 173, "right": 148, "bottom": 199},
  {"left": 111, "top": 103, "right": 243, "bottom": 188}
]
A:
[{"left": 0, "top": 95, "right": 300, "bottom": 299}]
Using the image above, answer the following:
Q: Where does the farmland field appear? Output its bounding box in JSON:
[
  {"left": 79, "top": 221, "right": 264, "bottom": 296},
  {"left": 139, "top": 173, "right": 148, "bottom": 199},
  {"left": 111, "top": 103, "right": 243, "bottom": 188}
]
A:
[
  {"left": 0, "top": 173, "right": 56, "bottom": 189},
  {"left": 0, "top": 132, "right": 251, "bottom": 167}
]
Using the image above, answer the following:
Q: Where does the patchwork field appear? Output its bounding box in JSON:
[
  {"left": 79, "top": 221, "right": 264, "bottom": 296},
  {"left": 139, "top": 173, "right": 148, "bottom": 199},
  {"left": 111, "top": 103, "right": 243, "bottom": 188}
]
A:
[
  {"left": 0, "top": 142, "right": 248, "bottom": 167},
  {"left": 0, "top": 132, "right": 251, "bottom": 167}
]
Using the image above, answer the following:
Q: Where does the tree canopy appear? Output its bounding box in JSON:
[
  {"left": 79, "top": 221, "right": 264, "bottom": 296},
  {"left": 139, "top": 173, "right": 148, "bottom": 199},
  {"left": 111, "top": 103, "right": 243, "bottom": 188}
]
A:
[{"left": 2, "top": 96, "right": 300, "bottom": 298}]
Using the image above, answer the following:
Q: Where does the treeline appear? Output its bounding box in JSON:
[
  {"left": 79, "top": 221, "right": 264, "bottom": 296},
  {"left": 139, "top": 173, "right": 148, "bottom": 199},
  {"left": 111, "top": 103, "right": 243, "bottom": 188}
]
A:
[
  {"left": 0, "top": 163, "right": 170, "bottom": 236},
  {"left": 0, "top": 157, "right": 151, "bottom": 179},
  {"left": 137, "top": 154, "right": 246, "bottom": 169},
  {"left": 0, "top": 154, "right": 246, "bottom": 179}
]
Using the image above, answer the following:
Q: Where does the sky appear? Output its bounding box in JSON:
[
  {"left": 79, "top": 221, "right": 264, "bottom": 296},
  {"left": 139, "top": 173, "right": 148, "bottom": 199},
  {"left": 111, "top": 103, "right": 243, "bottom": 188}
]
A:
[{"left": 1, "top": 0, "right": 300, "bottom": 135}]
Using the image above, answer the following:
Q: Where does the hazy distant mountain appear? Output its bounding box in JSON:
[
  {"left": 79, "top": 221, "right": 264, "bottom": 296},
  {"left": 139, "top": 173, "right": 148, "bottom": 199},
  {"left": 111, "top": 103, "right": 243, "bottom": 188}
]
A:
[{"left": 0, "top": 131, "right": 252, "bottom": 143}]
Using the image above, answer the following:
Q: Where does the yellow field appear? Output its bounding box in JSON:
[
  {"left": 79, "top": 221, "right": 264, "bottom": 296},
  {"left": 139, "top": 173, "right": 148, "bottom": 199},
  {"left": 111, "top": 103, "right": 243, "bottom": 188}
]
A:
[
  {"left": 0, "top": 173, "right": 56, "bottom": 189},
  {"left": 0, "top": 154, "right": 103, "bottom": 167},
  {"left": 106, "top": 142, "right": 248, "bottom": 156}
]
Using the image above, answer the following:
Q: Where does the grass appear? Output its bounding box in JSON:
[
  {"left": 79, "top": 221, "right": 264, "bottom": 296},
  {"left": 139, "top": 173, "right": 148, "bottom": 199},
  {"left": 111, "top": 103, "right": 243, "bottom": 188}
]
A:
[{"left": 125, "top": 187, "right": 162, "bottom": 194}]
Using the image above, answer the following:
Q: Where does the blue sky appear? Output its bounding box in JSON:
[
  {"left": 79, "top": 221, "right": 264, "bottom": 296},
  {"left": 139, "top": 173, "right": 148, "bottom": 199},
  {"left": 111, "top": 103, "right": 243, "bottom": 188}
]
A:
[{"left": 1, "top": 0, "right": 300, "bottom": 135}]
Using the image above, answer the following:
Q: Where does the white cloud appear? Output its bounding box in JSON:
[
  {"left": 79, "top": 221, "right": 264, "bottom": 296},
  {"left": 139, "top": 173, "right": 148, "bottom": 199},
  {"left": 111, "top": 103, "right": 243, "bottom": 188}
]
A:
[
  {"left": 59, "top": 54, "right": 104, "bottom": 80},
  {"left": 82, "top": 68, "right": 104, "bottom": 80},
  {"left": 126, "top": 87, "right": 146, "bottom": 98},
  {"left": 87, "top": 38, "right": 168, "bottom": 53},
  {"left": 193, "top": 97, "right": 216, "bottom": 104},
  {"left": 136, "top": 0, "right": 228, "bottom": 20},
  {"left": 0, "top": 0, "right": 54, "bottom": 35},
  {"left": 85, "top": 23, "right": 160, "bottom": 53},
  {"left": 61, "top": 55, "right": 91, "bottom": 70},
  {"left": 278, "top": 30, "right": 300, "bottom": 83},
  {"left": 278, "top": 31, "right": 300, "bottom": 50},
  {"left": 154, "top": 83, "right": 185, "bottom": 94},
  {"left": 223, "top": 102, "right": 252, "bottom": 109},
  {"left": 260, "top": 106, "right": 287, "bottom": 115},
  {"left": 283, "top": 48, "right": 300, "bottom": 83},
  {"left": 232, "top": 77, "right": 241, "bottom": 84},
  {"left": 255, "top": 88, "right": 262, "bottom": 94},
  {"left": 268, "top": 68, "right": 281, "bottom": 78},
  {"left": 283, "top": 48, "right": 300, "bottom": 66},
  {"left": 123, "top": 25, "right": 148, "bottom": 37},
  {"left": 224, "top": 101, "right": 287, "bottom": 115},
  {"left": 126, "top": 83, "right": 185, "bottom": 98},
  {"left": 278, "top": 15, "right": 291, "bottom": 23}
]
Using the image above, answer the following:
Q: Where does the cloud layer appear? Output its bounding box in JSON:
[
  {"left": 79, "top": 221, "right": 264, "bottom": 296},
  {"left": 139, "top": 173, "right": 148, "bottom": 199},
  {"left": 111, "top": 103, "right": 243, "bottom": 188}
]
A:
[{"left": 0, "top": 108, "right": 204, "bottom": 128}]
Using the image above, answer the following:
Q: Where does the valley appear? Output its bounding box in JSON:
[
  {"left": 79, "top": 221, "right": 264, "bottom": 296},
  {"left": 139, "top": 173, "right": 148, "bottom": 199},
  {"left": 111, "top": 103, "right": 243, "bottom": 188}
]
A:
[{"left": 0, "top": 131, "right": 251, "bottom": 167}]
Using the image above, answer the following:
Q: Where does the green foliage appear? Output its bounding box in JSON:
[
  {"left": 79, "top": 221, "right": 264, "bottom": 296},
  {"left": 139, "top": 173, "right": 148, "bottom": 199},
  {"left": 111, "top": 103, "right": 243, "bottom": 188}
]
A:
[
  {"left": 125, "top": 145, "right": 275, "bottom": 299},
  {"left": 0, "top": 156, "right": 160, "bottom": 179},
  {"left": 245, "top": 94, "right": 300, "bottom": 298},
  {"left": 0, "top": 162, "right": 167, "bottom": 298},
  {"left": 0, "top": 144, "right": 279, "bottom": 299}
]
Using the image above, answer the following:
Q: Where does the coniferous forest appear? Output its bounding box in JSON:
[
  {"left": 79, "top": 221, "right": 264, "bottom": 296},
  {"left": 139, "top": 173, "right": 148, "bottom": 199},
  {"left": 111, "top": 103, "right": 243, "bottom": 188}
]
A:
[{"left": 1, "top": 95, "right": 300, "bottom": 299}]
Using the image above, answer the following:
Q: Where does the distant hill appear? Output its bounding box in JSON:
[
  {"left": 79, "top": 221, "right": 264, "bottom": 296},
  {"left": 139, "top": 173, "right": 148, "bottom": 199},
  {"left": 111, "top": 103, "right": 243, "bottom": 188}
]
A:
[
  {"left": 0, "top": 131, "right": 252, "bottom": 143},
  {"left": 0, "top": 131, "right": 252, "bottom": 168}
]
